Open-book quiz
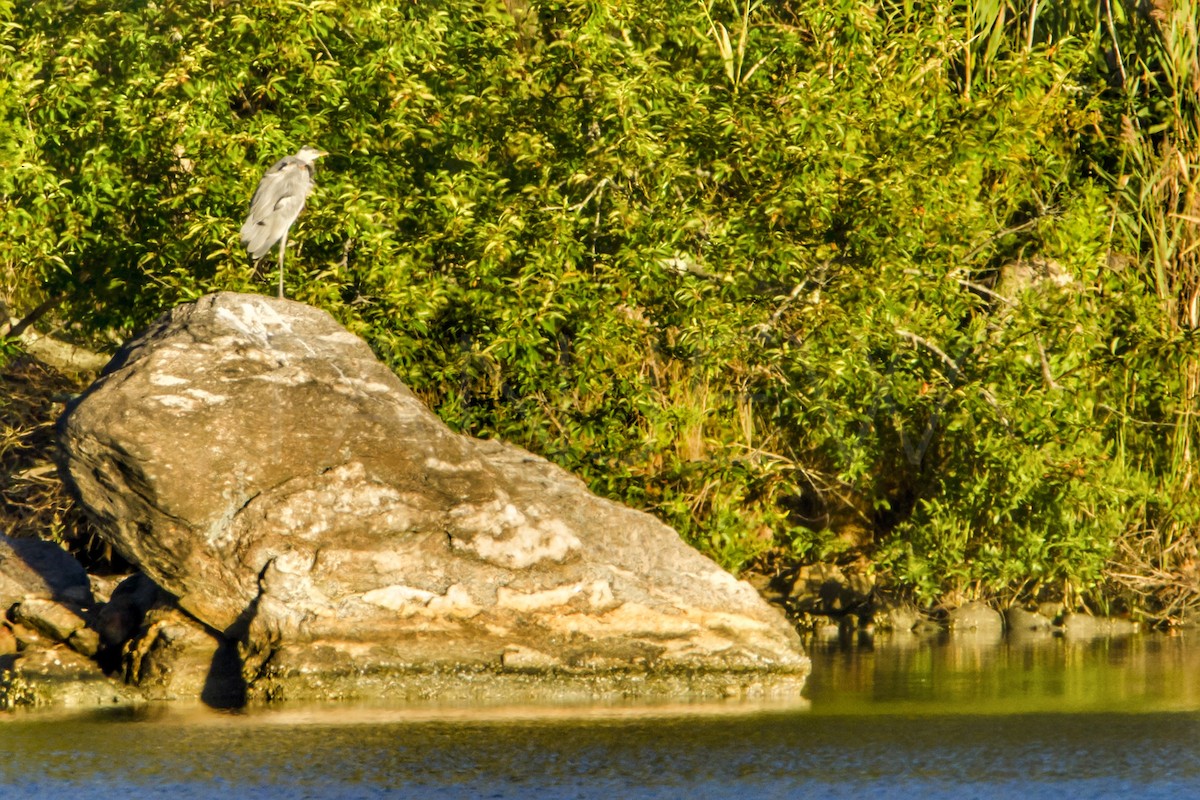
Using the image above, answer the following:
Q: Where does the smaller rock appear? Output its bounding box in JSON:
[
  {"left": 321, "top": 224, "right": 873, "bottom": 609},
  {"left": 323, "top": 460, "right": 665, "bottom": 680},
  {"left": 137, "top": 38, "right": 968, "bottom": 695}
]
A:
[
  {"left": 7, "top": 621, "right": 52, "bottom": 650},
  {"left": 872, "top": 592, "right": 919, "bottom": 633},
  {"left": 1004, "top": 606, "right": 1054, "bottom": 635},
  {"left": 89, "top": 573, "right": 131, "bottom": 605},
  {"left": 813, "top": 621, "right": 841, "bottom": 642},
  {"left": 68, "top": 627, "right": 102, "bottom": 658},
  {"left": 948, "top": 602, "right": 1003, "bottom": 637},
  {"left": 12, "top": 597, "right": 88, "bottom": 643}
]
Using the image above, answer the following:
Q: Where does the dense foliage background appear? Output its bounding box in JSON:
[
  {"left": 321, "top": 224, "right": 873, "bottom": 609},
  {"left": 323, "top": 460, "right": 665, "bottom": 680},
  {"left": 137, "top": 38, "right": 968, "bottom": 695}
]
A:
[{"left": 2, "top": 0, "right": 1197, "bottom": 620}]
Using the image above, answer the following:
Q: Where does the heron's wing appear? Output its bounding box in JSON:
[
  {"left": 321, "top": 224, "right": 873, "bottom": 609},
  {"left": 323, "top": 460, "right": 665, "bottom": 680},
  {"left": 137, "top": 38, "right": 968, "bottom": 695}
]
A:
[{"left": 239, "top": 158, "right": 314, "bottom": 259}]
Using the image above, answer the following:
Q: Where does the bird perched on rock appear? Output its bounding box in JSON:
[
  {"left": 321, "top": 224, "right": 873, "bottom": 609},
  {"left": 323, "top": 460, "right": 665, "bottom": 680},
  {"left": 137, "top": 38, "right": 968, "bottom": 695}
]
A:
[{"left": 240, "top": 145, "right": 328, "bottom": 299}]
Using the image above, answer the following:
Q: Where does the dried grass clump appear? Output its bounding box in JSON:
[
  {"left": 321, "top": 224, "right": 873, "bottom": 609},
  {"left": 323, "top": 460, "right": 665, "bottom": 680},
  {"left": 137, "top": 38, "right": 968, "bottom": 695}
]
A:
[{"left": 0, "top": 357, "right": 99, "bottom": 561}]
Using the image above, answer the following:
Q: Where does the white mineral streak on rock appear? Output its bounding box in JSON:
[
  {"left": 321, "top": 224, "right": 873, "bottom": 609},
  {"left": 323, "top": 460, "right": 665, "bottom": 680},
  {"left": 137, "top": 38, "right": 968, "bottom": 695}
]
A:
[
  {"left": 317, "top": 331, "right": 362, "bottom": 346},
  {"left": 550, "top": 602, "right": 700, "bottom": 638},
  {"left": 649, "top": 630, "right": 730, "bottom": 660},
  {"left": 450, "top": 499, "right": 582, "bottom": 569},
  {"left": 218, "top": 298, "right": 293, "bottom": 340},
  {"left": 424, "top": 456, "right": 484, "bottom": 473},
  {"left": 153, "top": 395, "right": 198, "bottom": 412},
  {"left": 428, "top": 584, "right": 480, "bottom": 617},
  {"left": 275, "top": 502, "right": 332, "bottom": 538},
  {"left": 253, "top": 366, "right": 312, "bottom": 385},
  {"left": 214, "top": 306, "right": 267, "bottom": 346},
  {"left": 361, "top": 584, "right": 437, "bottom": 609},
  {"left": 361, "top": 583, "right": 480, "bottom": 619},
  {"left": 697, "top": 610, "right": 773, "bottom": 633},
  {"left": 349, "top": 379, "right": 393, "bottom": 394},
  {"left": 150, "top": 373, "right": 190, "bottom": 386},
  {"left": 258, "top": 552, "right": 337, "bottom": 625},
  {"left": 223, "top": 348, "right": 279, "bottom": 366},
  {"left": 183, "top": 387, "right": 227, "bottom": 406},
  {"left": 694, "top": 569, "right": 764, "bottom": 604},
  {"left": 263, "top": 466, "right": 421, "bottom": 544},
  {"left": 496, "top": 579, "right": 615, "bottom": 612},
  {"left": 586, "top": 579, "right": 616, "bottom": 609},
  {"left": 268, "top": 549, "right": 316, "bottom": 578},
  {"left": 324, "top": 641, "right": 377, "bottom": 659},
  {"left": 205, "top": 503, "right": 241, "bottom": 548}
]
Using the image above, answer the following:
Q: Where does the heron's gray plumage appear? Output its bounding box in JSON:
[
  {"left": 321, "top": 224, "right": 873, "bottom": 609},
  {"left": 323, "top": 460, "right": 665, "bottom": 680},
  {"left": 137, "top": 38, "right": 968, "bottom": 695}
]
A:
[{"left": 240, "top": 145, "right": 327, "bottom": 297}]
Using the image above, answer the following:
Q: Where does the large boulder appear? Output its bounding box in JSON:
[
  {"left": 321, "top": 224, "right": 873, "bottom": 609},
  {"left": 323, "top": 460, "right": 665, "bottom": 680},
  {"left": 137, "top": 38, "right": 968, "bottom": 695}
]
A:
[{"left": 58, "top": 293, "right": 808, "bottom": 703}]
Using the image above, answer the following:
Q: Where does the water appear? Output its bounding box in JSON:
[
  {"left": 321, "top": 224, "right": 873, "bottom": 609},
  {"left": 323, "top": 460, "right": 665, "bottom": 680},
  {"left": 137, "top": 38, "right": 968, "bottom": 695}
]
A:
[{"left": 3, "top": 632, "right": 1200, "bottom": 799}]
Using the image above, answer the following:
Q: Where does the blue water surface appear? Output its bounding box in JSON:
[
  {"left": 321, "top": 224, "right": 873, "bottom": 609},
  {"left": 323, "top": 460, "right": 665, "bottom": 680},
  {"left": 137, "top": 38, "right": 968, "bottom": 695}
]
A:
[{"left": 4, "top": 633, "right": 1200, "bottom": 799}]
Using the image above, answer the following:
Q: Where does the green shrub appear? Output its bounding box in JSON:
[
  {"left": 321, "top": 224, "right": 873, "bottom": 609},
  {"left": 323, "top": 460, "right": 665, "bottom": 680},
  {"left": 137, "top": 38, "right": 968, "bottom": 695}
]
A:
[{"left": 2, "top": 0, "right": 1196, "bottom": 615}]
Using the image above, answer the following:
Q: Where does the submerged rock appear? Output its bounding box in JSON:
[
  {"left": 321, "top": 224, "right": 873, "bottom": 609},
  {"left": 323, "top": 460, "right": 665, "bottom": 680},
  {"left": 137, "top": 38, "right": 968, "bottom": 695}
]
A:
[{"left": 58, "top": 292, "right": 808, "bottom": 703}]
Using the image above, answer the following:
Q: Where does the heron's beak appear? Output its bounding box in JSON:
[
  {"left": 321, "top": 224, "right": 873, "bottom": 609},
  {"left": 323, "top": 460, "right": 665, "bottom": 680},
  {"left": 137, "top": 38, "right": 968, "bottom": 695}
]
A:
[{"left": 314, "top": 149, "right": 330, "bottom": 159}]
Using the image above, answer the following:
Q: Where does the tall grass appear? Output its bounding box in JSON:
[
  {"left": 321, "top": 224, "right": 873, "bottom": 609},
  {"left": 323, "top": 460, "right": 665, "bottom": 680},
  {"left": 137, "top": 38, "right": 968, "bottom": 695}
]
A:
[{"left": 1102, "top": 1, "right": 1200, "bottom": 621}]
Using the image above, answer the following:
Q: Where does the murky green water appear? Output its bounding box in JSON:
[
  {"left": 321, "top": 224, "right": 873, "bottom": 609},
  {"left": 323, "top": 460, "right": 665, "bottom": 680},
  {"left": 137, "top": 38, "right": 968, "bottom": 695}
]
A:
[{"left": 3, "top": 632, "right": 1199, "bottom": 799}]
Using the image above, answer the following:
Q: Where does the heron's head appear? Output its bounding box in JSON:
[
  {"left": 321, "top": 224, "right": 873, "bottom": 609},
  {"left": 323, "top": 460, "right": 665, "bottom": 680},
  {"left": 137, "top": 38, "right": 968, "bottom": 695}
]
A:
[{"left": 294, "top": 146, "right": 329, "bottom": 164}]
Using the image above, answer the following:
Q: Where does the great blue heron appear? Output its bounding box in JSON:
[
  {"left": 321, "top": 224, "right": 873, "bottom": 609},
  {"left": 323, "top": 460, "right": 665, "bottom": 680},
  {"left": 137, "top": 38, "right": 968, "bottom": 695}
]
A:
[{"left": 240, "top": 145, "right": 328, "bottom": 299}]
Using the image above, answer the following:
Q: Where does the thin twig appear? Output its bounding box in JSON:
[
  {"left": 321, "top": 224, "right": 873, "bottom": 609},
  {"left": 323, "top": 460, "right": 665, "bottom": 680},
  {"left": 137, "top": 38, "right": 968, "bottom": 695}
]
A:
[
  {"left": 548, "top": 177, "right": 611, "bottom": 213},
  {"left": 896, "top": 329, "right": 961, "bottom": 383},
  {"left": 770, "top": 281, "right": 806, "bottom": 324},
  {"left": 956, "top": 277, "right": 1016, "bottom": 305},
  {"left": 963, "top": 216, "right": 1046, "bottom": 261},
  {"left": 1037, "top": 340, "right": 1060, "bottom": 390}
]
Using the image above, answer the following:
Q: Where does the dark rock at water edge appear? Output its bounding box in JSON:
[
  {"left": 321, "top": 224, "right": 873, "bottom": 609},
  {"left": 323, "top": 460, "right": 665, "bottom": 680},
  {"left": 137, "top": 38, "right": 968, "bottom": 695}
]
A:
[
  {"left": 54, "top": 292, "right": 809, "bottom": 705},
  {"left": 1, "top": 646, "right": 142, "bottom": 710},
  {"left": 0, "top": 534, "right": 92, "bottom": 610},
  {"left": 787, "top": 562, "right": 874, "bottom": 617},
  {"left": 0, "top": 534, "right": 142, "bottom": 709}
]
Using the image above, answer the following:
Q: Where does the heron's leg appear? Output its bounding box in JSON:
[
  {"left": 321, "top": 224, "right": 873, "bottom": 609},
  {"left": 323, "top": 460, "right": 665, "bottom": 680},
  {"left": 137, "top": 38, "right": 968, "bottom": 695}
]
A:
[{"left": 277, "top": 229, "right": 288, "bottom": 299}]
